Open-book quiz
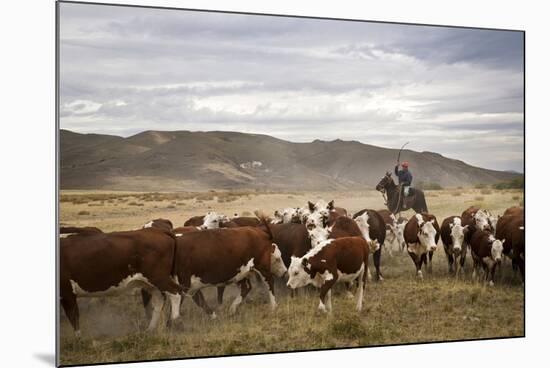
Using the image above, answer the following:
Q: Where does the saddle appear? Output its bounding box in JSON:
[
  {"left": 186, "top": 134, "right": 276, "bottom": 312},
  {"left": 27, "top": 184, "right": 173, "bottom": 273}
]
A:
[{"left": 398, "top": 184, "right": 417, "bottom": 209}]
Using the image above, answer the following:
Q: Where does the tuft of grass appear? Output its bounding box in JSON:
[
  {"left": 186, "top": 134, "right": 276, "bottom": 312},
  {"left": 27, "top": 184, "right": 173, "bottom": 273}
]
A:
[
  {"left": 329, "top": 314, "right": 367, "bottom": 340},
  {"left": 77, "top": 210, "right": 90, "bottom": 216},
  {"left": 474, "top": 196, "right": 485, "bottom": 201},
  {"left": 480, "top": 189, "right": 492, "bottom": 195}
]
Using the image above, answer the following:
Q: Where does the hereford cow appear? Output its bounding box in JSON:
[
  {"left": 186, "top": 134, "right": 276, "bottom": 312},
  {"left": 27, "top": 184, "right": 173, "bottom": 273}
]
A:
[
  {"left": 307, "top": 200, "right": 347, "bottom": 220},
  {"left": 183, "top": 215, "right": 205, "bottom": 227},
  {"left": 465, "top": 227, "right": 504, "bottom": 286},
  {"left": 495, "top": 214, "right": 525, "bottom": 281},
  {"left": 172, "top": 226, "right": 200, "bottom": 236},
  {"left": 287, "top": 236, "right": 369, "bottom": 313},
  {"left": 60, "top": 226, "right": 103, "bottom": 235},
  {"left": 60, "top": 227, "right": 182, "bottom": 336},
  {"left": 169, "top": 223, "right": 287, "bottom": 317},
  {"left": 503, "top": 206, "right": 524, "bottom": 217},
  {"left": 272, "top": 208, "right": 301, "bottom": 224},
  {"left": 461, "top": 206, "right": 496, "bottom": 233},
  {"left": 142, "top": 218, "right": 173, "bottom": 232},
  {"left": 404, "top": 213, "right": 440, "bottom": 279},
  {"left": 352, "top": 210, "right": 386, "bottom": 281},
  {"left": 440, "top": 216, "right": 469, "bottom": 276}
]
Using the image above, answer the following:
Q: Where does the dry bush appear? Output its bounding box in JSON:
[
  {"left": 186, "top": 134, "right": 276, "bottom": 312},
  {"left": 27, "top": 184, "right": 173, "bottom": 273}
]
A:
[
  {"left": 166, "top": 205, "right": 176, "bottom": 209},
  {"left": 451, "top": 191, "right": 462, "bottom": 197},
  {"left": 512, "top": 195, "right": 520, "bottom": 200},
  {"left": 128, "top": 202, "right": 144, "bottom": 207},
  {"left": 77, "top": 210, "right": 90, "bottom": 216}
]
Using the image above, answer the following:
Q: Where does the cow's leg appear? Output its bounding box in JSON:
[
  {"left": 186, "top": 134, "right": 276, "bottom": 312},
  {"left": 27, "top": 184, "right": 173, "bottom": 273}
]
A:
[
  {"left": 192, "top": 290, "right": 216, "bottom": 319},
  {"left": 230, "top": 279, "right": 252, "bottom": 315},
  {"left": 409, "top": 251, "right": 423, "bottom": 279},
  {"left": 427, "top": 251, "right": 434, "bottom": 274},
  {"left": 166, "top": 292, "right": 181, "bottom": 322},
  {"left": 326, "top": 289, "right": 333, "bottom": 312},
  {"left": 217, "top": 286, "right": 225, "bottom": 305},
  {"left": 373, "top": 249, "right": 383, "bottom": 281},
  {"left": 356, "top": 267, "right": 365, "bottom": 312},
  {"left": 255, "top": 269, "right": 277, "bottom": 310},
  {"left": 318, "top": 275, "right": 337, "bottom": 313},
  {"left": 146, "top": 288, "right": 164, "bottom": 331},
  {"left": 488, "top": 264, "right": 497, "bottom": 287},
  {"left": 141, "top": 289, "right": 153, "bottom": 321},
  {"left": 60, "top": 288, "right": 80, "bottom": 337},
  {"left": 445, "top": 251, "right": 454, "bottom": 274}
]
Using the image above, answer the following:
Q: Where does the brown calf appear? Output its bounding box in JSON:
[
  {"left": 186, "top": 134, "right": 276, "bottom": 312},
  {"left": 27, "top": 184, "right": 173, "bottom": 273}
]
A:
[
  {"left": 465, "top": 226, "right": 504, "bottom": 286},
  {"left": 287, "top": 236, "right": 368, "bottom": 313}
]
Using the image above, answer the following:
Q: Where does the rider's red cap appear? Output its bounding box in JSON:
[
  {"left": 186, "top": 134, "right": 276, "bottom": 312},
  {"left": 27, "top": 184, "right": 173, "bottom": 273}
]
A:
[{"left": 401, "top": 161, "right": 409, "bottom": 168}]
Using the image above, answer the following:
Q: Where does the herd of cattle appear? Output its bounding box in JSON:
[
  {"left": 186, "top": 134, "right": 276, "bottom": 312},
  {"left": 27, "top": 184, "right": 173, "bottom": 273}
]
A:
[{"left": 59, "top": 200, "right": 524, "bottom": 337}]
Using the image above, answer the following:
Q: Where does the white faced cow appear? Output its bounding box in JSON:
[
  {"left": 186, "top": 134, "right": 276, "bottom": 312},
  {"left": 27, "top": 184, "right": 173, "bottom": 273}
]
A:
[
  {"left": 200, "top": 212, "right": 230, "bottom": 229},
  {"left": 287, "top": 236, "right": 368, "bottom": 313},
  {"left": 441, "top": 216, "right": 469, "bottom": 277},
  {"left": 466, "top": 226, "right": 504, "bottom": 286},
  {"left": 404, "top": 213, "right": 440, "bottom": 279}
]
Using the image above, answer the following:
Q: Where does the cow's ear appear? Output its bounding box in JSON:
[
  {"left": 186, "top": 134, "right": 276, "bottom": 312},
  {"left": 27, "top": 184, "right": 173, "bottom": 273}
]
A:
[
  {"left": 449, "top": 223, "right": 454, "bottom": 229},
  {"left": 271, "top": 243, "right": 276, "bottom": 252},
  {"left": 328, "top": 200, "right": 334, "bottom": 210},
  {"left": 462, "top": 226, "right": 469, "bottom": 235},
  {"left": 308, "top": 201, "right": 315, "bottom": 212},
  {"left": 302, "top": 258, "right": 309, "bottom": 267},
  {"left": 502, "top": 239, "right": 506, "bottom": 244}
]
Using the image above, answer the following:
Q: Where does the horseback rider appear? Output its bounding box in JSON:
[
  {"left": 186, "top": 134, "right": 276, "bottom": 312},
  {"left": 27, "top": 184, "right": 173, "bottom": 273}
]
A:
[{"left": 395, "top": 161, "right": 413, "bottom": 208}]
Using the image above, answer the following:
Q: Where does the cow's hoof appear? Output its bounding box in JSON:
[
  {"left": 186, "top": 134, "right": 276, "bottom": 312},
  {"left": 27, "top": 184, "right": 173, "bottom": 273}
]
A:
[
  {"left": 210, "top": 312, "right": 217, "bottom": 320},
  {"left": 489, "top": 281, "right": 495, "bottom": 287},
  {"left": 417, "top": 271, "right": 423, "bottom": 279},
  {"left": 318, "top": 303, "right": 328, "bottom": 313},
  {"left": 377, "top": 275, "right": 385, "bottom": 282},
  {"left": 74, "top": 330, "right": 81, "bottom": 339}
]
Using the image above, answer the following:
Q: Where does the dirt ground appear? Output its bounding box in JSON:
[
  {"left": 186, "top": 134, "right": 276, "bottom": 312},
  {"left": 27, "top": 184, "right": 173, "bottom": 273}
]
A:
[{"left": 58, "top": 188, "right": 524, "bottom": 365}]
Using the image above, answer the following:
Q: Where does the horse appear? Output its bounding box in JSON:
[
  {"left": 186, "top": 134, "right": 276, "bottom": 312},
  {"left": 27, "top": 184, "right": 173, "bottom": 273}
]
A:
[{"left": 375, "top": 171, "right": 428, "bottom": 215}]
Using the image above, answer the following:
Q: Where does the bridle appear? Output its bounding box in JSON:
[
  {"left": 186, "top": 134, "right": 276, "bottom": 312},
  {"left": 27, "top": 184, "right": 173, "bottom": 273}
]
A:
[{"left": 377, "top": 175, "right": 402, "bottom": 215}]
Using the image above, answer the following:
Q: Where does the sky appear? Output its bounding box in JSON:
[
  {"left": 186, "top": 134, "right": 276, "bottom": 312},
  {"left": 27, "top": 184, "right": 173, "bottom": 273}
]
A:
[{"left": 59, "top": 2, "right": 524, "bottom": 172}]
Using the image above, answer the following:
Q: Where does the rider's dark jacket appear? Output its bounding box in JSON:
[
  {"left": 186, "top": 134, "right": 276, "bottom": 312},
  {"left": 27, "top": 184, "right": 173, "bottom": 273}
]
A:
[{"left": 394, "top": 165, "right": 412, "bottom": 186}]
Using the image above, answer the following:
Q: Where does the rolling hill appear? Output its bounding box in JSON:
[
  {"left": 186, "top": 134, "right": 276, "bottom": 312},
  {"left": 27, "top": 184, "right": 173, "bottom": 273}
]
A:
[{"left": 59, "top": 129, "right": 520, "bottom": 191}]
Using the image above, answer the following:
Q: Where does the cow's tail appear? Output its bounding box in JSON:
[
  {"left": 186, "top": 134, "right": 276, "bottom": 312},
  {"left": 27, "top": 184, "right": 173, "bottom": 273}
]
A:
[
  {"left": 59, "top": 226, "right": 103, "bottom": 235},
  {"left": 254, "top": 210, "right": 274, "bottom": 241}
]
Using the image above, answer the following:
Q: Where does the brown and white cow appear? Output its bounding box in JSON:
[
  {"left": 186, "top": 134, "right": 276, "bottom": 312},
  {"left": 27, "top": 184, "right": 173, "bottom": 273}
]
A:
[
  {"left": 404, "top": 213, "right": 440, "bottom": 279},
  {"left": 170, "top": 224, "right": 287, "bottom": 317},
  {"left": 272, "top": 208, "right": 301, "bottom": 224},
  {"left": 183, "top": 215, "right": 205, "bottom": 227},
  {"left": 461, "top": 206, "right": 496, "bottom": 234},
  {"left": 286, "top": 236, "right": 368, "bottom": 313},
  {"left": 231, "top": 216, "right": 262, "bottom": 227},
  {"left": 440, "top": 216, "right": 469, "bottom": 276},
  {"left": 352, "top": 209, "right": 386, "bottom": 281},
  {"left": 495, "top": 214, "right": 525, "bottom": 281},
  {"left": 142, "top": 218, "right": 173, "bottom": 232},
  {"left": 60, "top": 227, "right": 182, "bottom": 336},
  {"left": 465, "top": 226, "right": 504, "bottom": 286}
]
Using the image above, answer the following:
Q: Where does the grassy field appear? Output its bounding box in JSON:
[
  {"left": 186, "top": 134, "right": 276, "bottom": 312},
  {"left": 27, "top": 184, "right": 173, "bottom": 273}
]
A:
[{"left": 58, "top": 188, "right": 524, "bottom": 366}]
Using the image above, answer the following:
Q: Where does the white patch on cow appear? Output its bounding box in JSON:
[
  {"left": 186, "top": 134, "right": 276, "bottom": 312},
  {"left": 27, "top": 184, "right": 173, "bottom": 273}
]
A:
[
  {"left": 475, "top": 210, "right": 493, "bottom": 232},
  {"left": 354, "top": 212, "right": 377, "bottom": 253},
  {"left": 322, "top": 270, "right": 334, "bottom": 281},
  {"left": 69, "top": 273, "right": 153, "bottom": 297},
  {"left": 308, "top": 226, "right": 330, "bottom": 246},
  {"left": 282, "top": 208, "right": 298, "bottom": 223},
  {"left": 417, "top": 220, "right": 438, "bottom": 252},
  {"left": 287, "top": 256, "right": 313, "bottom": 289},
  {"left": 321, "top": 259, "right": 327, "bottom": 263},
  {"left": 415, "top": 213, "right": 424, "bottom": 226},
  {"left": 143, "top": 221, "right": 153, "bottom": 228},
  {"left": 305, "top": 238, "right": 334, "bottom": 258},
  {"left": 189, "top": 275, "right": 208, "bottom": 291},
  {"left": 146, "top": 289, "right": 164, "bottom": 331},
  {"left": 450, "top": 217, "right": 466, "bottom": 253},
  {"left": 200, "top": 212, "right": 228, "bottom": 229},
  {"left": 519, "top": 226, "right": 525, "bottom": 230},
  {"left": 491, "top": 239, "right": 504, "bottom": 263},
  {"left": 337, "top": 263, "right": 364, "bottom": 284},
  {"left": 230, "top": 258, "right": 255, "bottom": 283},
  {"left": 318, "top": 300, "right": 328, "bottom": 313},
  {"left": 270, "top": 244, "right": 287, "bottom": 277},
  {"left": 167, "top": 292, "right": 181, "bottom": 320}
]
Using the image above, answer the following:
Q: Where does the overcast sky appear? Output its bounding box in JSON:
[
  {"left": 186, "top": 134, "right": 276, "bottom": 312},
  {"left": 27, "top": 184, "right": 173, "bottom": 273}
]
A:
[{"left": 59, "top": 2, "right": 524, "bottom": 172}]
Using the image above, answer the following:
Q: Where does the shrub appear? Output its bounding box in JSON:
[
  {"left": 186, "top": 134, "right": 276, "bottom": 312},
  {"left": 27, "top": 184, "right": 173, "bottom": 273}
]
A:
[
  {"left": 416, "top": 181, "right": 443, "bottom": 190},
  {"left": 451, "top": 191, "right": 462, "bottom": 197},
  {"left": 329, "top": 315, "right": 367, "bottom": 340},
  {"left": 474, "top": 183, "right": 487, "bottom": 189},
  {"left": 493, "top": 176, "right": 524, "bottom": 190},
  {"left": 512, "top": 195, "right": 520, "bottom": 200},
  {"left": 77, "top": 210, "right": 90, "bottom": 216}
]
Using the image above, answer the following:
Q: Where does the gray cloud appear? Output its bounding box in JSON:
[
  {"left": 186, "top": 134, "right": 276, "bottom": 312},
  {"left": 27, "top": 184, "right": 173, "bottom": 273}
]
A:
[{"left": 59, "top": 2, "right": 524, "bottom": 172}]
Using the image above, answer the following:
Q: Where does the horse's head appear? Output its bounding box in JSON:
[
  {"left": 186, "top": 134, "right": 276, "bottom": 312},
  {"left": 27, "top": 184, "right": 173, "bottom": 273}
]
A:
[{"left": 376, "top": 171, "right": 394, "bottom": 192}]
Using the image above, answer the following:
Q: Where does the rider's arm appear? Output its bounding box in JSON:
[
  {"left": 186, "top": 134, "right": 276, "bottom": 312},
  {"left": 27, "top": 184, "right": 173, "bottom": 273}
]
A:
[{"left": 394, "top": 165, "right": 399, "bottom": 176}]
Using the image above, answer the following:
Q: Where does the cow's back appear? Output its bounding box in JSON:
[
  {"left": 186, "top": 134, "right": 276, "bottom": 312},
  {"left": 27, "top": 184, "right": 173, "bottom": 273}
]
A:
[
  {"left": 377, "top": 209, "right": 394, "bottom": 225},
  {"left": 60, "top": 228, "right": 177, "bottom": 293},
  {"left": 329, "top": 216, "right": 362, "bottom": 239},
  {"left": 231, "top": 217, "right": 261, "bottom": 227},
  {"left": 184, "top": 216, "right": 205, "bottom": 227},
  {"left": 271, "top": 223, "right": 311, "bottom": 267}
]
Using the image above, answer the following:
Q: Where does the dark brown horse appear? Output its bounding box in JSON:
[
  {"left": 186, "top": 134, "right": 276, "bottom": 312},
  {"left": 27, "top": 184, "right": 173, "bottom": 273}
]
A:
[{"left": 375, "top": 171, "right": 428, "bottom": 214}]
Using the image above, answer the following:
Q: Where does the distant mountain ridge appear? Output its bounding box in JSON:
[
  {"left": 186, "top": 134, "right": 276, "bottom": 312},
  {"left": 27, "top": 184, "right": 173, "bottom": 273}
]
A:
[{"left": 60, "top": 129, "right": 520, "bottom": 191}]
